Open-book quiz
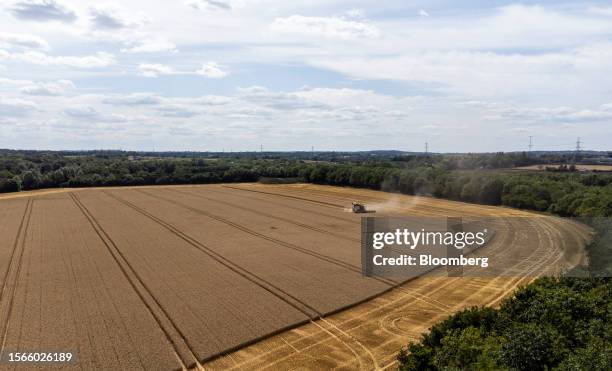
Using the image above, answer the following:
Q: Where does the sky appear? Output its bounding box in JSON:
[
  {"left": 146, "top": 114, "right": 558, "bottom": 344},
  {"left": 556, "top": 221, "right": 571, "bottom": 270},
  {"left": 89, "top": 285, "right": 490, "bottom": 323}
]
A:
[{"left": 0, "top": 0, "right": 611, "bottom": 152}]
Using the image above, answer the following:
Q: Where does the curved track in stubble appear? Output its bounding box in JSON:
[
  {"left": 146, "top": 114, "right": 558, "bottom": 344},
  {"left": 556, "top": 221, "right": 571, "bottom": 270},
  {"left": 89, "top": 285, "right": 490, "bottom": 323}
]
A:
[{"left": 201, "top": 184, "right": 591, "bottom": 371}]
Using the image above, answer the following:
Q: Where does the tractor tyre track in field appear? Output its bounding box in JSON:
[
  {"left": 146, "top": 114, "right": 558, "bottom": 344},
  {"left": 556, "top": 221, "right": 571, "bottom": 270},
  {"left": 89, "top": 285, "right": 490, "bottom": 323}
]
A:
[
  {"left": 0, "top": 199, "right": 33, "bottom": 356},
  {"left": 104, "top": 191, "right": 321, "bottom": 319},
  {"left": 171, "top": 188, "right": 360, "bottom": 243},
  {"left": 209, "top": 217, "right": 514, "bottom": 368},
  {"left": 230, "top": 217, "right": 523, "bottom": 369},
  {"left": 136, "top": 188, "right": 398, "bottom": 288},
  {"left": 69, "top": 192, "right": 199, "bottom": 370},
  {"left": 206, "top": 185, "right": 358, "bottom": 223},
  {"left": 223, "top": 185, "right": 346, "bottom": 209}
]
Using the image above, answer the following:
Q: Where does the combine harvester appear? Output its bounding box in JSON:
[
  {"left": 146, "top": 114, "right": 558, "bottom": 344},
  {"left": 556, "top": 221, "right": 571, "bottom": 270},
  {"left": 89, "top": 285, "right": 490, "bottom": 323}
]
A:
[{"left": 352, "top": 202, "right": 375, "bottom": 213}]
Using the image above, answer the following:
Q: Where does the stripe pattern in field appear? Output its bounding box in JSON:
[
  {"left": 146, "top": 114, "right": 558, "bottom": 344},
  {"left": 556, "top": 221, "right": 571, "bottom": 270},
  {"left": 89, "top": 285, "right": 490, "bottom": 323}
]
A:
[
  {"left": 0, "top": 184, "right": 591, "bottom": 370},
  {"left": 200, "top": 184, "right": 592, "bottom": 370}
]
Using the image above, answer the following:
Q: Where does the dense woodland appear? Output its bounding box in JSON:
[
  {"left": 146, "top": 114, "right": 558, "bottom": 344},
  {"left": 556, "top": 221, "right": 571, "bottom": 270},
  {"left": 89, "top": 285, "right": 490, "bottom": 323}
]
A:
[{"left": 398, "top": 277, "right": 611, "bottom": 370}]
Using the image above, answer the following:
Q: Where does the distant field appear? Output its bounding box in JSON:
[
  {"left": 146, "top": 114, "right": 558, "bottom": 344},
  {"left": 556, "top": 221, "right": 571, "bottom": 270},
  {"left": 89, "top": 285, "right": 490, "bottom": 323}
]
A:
[
  {"left": 0, "top": 184, "right": 591, "bottom": 370},
  {"left": 515, "top": 164, "right": 612, "bottom": 171}
]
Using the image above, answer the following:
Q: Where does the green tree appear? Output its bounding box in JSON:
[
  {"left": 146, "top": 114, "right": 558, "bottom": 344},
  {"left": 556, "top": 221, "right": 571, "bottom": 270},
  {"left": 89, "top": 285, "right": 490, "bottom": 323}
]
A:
[
  {"left": 21, "top": 170, "right": 41, "bottom": 190},
  {"left": 0, "top": 176, "right": 22, "bottom": 193}
]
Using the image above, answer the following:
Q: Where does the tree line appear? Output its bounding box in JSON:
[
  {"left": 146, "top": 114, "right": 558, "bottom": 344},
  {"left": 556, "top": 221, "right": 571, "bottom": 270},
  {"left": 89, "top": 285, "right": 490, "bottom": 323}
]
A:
[{"left": 1, "top": 151, "right": 611, "bottom": 218}]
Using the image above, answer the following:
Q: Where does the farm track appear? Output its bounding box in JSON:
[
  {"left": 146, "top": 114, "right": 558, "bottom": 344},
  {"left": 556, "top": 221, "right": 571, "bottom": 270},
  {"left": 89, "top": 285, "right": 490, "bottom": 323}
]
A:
[{"left": 0, "top": 184, "right": 591, "bottom": 370}]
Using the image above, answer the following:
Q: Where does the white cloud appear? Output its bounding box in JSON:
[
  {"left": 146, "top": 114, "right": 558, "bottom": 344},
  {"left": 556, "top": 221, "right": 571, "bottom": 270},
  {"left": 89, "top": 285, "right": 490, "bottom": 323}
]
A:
[
  {"left": 587, "top": 6, "right": 612, "bottom": 17},
  {"left": 89, "top": 5, "right": 148, "bottom": 30},
  {"left": 1, "top": 51, "right": 115, "bottom": 68},
  {"left": 418, "top": 9, "right": 429, "bottom": 17},
  {"left": 20, "top": 79, "right": 74, "bottom": 96},
  {"left": 138, "top": 63, "right": 175, "bottom": 77},
  {"left": 237, "top": 85, "right": 328, "bottom": 110},
  {"left": 346, "top": 9, "right": 365, "bottom": 19},
  {"left": 8, "top": 0, "right": 77, "bottom": 22},
  {"left": 136, "top": 63, "right": 228, "bottom": 78},
  {"left": 0, "top": 76, "right": 32, "bottom": 88},
  {"left": 102, "top": 93, "right": 162, "bottom": 106},
  {"left": 485, "top": 103, "right": 612, "bottom": 124},
  {"left": 157, "top": 105, "right": 200, "bottom": 118},
  {"left": 1, "top": 48, "right": 119, "bottom": 71},
  {"left": 0, "top": 33, "right": 49, "bottom": 50},
  {"left": 188, "top": 0, "right": 233, "bottom": 11},
  {"left": 600, "top": 103, "right": 612, "bottom": 111},
  {"left": 295, "top": 87, "right": 408, "bottom": 108},
  {"left": 308, "top": 43, "right": 612, "bottom": 100},
  {"left": 197, "top": 95, "right": 232, "bottom": 105},
  {"left": 196, "top": 62, "right": 228, "bottom": 78},
  {"left": 84, "top": 5, "right": 163, "bottom": 55},
  {"left": 63, "top": 106, "right": 127, "bottom": 122},
  {"left": 270, "top": 15, "right": 380, "bottom": 39},
  {"left": 0, "top": 97, "right": 38, "bottom": 116},
  {"left": 63, "top": 106, "right": 98, "bottom": 117},
  {"left": 121, "top": 39, "right": 177, "bottom": 53}
]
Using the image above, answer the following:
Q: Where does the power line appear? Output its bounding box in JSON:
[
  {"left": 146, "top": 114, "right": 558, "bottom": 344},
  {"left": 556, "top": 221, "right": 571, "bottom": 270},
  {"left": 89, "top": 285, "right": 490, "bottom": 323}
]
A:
[{"left": 575, "top": 137, "right": 582, "bottom": 152}]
